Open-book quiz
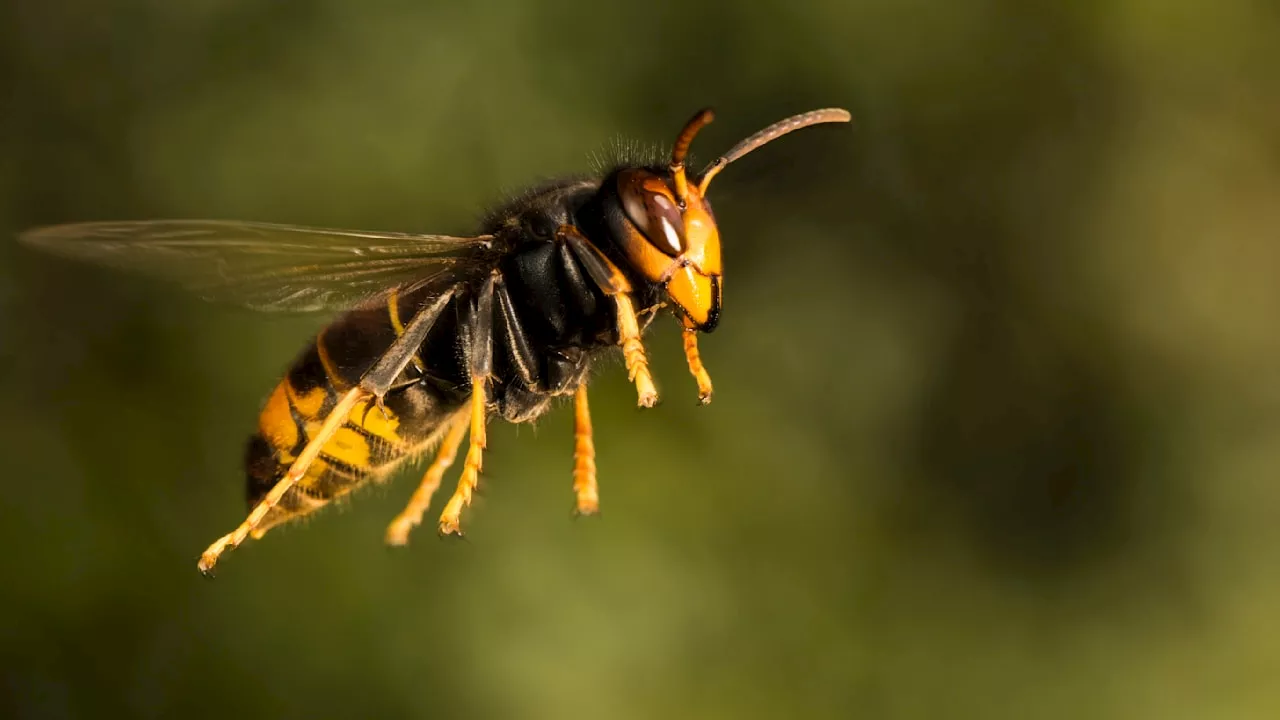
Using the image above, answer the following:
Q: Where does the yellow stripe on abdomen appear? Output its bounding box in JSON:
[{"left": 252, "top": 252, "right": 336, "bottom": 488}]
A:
[
  {"left": 257, "top": 383, "right": 299, "bottom": 454},
  {"left": 246, "top": 292, "right": 467, "bottom": 537}
]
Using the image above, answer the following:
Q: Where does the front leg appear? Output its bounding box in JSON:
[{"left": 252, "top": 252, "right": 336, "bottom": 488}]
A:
[
  {"left": 682, "top": 329, "right": 714, "bottom": 404},
  {"left": 558, "top": 224, "right": 658, "bottom": 408}
]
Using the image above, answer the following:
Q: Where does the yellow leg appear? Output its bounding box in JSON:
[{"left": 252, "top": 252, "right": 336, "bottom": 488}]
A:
[
  {"left": 682, "top": 330, "right": 713, "bottom": 404},
  {"left": 557, "top": 223, "right": 658, "bottom": 408},
  {"left": 384, "top": 414, "right": 469, "bottom": 546},
  {"left": 614, "top": 293, "right": 658, "bottom": 407},
  {"left": 437, "top": 378, "right": 488, "bottom": 536},
  {"left": 198, "top": 386, "right": 369, "bottom": 575},
  {"left": 572, "top": 384, "right": 599, "bottom": 515}
]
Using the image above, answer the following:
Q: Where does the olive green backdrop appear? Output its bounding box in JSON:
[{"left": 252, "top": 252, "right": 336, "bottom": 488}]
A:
[{"left": 3, "top": 1, "right": 1279, "bottom": 718}]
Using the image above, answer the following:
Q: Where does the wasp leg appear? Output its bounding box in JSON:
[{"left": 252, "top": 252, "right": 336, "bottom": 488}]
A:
[
  {"left": 682, "top": 329, "right": 714, "bottom": 404},
  {"left": 197, "top": 288, "right": 458, "bottom": 575},
  {"left": 436, "top": 379, "right": 486, "bottom": 536},
  {"left": 495, "top": 277, "right": 541, "bottom": 390},
  {"left": 572, "top": 384, "right": 599, "bottom": 515},
  {"left": 384, "top": 412, "right": 469, "bottom": 546},
  {"left": 199, "top": 386, "right": 369, "bottom": 574},
  {"left": 607, "top": 291, "right": 658, "bottom": 407},
  {"left": 361, "top": 288, "right": 457, "bottom": 397},
  {"left": 438, "top": 276, "right": 495, "bottom": 536},
  {"left": 559, "top": 224, "right": 658, "bottom": 408}
]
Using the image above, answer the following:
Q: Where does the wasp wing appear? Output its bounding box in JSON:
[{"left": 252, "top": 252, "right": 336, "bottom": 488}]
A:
[{"left": 19, "top": 219, "right": 495, "bottom": 313}]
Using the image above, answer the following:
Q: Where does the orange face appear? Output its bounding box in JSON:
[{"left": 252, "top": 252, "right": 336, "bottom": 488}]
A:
[{"left": 612, "top": 168, "right": 723, "bottom": 331}]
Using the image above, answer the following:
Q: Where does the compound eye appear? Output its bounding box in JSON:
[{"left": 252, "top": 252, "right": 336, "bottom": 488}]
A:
[{"left": 619, "top": 173, "right": 687, "bottom": 257}]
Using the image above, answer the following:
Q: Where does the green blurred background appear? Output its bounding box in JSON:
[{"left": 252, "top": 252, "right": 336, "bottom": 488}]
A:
[{"left": 3, "top": 1, "right": 1280, "bottom": 717}]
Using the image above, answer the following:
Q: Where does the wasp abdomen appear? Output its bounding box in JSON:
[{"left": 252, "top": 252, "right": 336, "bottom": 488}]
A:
[{"left": 246, "top": 281, "right": 473, "bottom": 535}]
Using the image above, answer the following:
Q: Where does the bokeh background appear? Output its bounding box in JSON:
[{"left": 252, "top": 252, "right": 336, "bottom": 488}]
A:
[{"left": 3, "top": 1, "right": 1280, "bottom": 718}]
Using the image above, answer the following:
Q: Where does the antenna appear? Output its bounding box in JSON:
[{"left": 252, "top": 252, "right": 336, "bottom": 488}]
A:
[
  {"left": 669, "top": 108, "right": 716, "bottom": 204},
  {"left": 697, "top": 108, "right": 852, "bottom": 194}
]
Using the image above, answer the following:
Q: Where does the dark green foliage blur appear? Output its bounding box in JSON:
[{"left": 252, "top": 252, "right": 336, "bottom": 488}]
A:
[{"left": 3, "top": 1, "right": 1279, "bottom": 718}]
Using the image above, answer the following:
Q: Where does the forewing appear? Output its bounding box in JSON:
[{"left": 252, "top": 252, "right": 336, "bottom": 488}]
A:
[{"left": 19, "top": 219, "right": 495, "bottom": 312}]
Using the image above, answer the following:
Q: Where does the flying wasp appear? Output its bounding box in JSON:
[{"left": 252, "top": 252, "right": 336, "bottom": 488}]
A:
[{"left": 20, "top": 106, "right": 851, "bottom": 574}]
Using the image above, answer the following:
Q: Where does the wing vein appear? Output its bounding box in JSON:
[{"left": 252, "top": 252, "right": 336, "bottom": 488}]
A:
[{"left": 19, "top": 219, "right": 495, "bottom": 313}]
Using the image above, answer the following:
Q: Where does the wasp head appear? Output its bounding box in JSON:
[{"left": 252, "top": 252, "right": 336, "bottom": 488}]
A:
[
  {"left": 604, "top": 109, "right": 724, "bottom": 332},
  {"left": 608, "top": 166, "right": 722, "bottom": 332},
  {"left": 604, "top": 107, "right": 851, "bottom": 334}
]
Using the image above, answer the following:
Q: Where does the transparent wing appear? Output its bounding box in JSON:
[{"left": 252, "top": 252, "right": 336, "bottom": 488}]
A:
[{"left": 19, "top": 219, "right": 496, "bottom": 312}]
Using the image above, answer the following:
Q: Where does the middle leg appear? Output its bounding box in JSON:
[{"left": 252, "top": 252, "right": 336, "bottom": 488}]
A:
[
  {"left": 572, "top": 384, "right": 599, "bottom": 515},
  {"left": 438, "top": 275, "right": 496, "bottom": 536}
]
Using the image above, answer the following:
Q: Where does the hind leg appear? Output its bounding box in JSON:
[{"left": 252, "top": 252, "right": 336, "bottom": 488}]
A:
[
  {"left": 199, "top": 386, "right": 369, "bottom": 574},
  {"left": 384, "top": 411, "right": 469, "bottom": 546},
  {"left": 198, "top": 287, "right": 458, "bottom": 574}
]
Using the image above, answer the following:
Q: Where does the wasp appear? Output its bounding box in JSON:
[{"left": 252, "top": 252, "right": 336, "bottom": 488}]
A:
[{"left": 20, "top": 107, "right": 851, "bottom": 574}]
